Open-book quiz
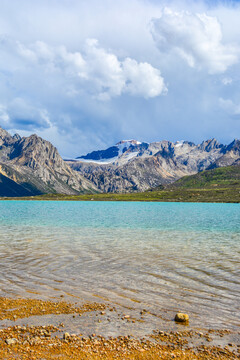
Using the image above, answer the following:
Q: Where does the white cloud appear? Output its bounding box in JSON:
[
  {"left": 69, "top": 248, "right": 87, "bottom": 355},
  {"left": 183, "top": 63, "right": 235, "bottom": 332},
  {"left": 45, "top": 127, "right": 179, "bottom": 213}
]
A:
[
  {"left": 8, "top": 38, "right": 166, "bottom": 101},
  {"left": 151, "top": 8, "right": 239, "bottom": 74},
  {"left": 123, "top": 58, "right": 167, "bottom": 98},
  {"left": 0, "top": 1, "right": 240, "bottom": 156}
]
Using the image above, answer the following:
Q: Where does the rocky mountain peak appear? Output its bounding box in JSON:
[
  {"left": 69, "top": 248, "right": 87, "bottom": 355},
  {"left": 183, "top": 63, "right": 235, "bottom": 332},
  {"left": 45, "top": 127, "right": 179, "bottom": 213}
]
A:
[
  {"left": 10, "top": 134, "right": 63, "bottom": 170},
  {"left": 225, "top": 139, "right": 240, "bottom": 153},
  {"left": 199, "top": 138, "right": 223, "bottom": 152},
  {"left": 183, "top": 141, "right": 195, "bottom": 147},
  {"left": 13, "top": 133, "right": 21, "bottom": 141},
  {"left": 156, "top": 141, "right": 175, "bottom": 158},
  {"left": 0, "top": 126, "right": 14, "bottom": 146},
  {"left": 0, "top": 126, "right": 97, "bottom": 195}
]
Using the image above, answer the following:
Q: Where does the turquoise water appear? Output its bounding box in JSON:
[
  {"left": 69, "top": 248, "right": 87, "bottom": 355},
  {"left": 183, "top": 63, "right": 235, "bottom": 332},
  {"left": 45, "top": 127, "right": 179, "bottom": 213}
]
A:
[{"left": 0, "top": 201, "right": 239, "bottom": 330}]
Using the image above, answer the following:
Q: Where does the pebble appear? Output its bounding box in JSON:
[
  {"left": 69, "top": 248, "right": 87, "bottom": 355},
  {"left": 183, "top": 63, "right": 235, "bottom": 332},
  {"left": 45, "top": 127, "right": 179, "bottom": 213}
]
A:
[
  {"left": 174, "top": 312, "right": 189, "bottom": 323},
  {"left": 63, "top": 332, "right": 70, "bottom": 340},
  {"left": 6, "top": 338, "right": 18, "bottom": 345},
  {"left": 0, "top": 296, "right": 237, "bottom": 359}
]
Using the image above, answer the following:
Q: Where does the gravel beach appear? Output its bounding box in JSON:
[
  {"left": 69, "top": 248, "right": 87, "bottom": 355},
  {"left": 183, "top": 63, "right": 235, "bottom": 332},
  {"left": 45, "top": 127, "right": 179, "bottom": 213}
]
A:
[{"left": 0, "top": 297, "right": 239, "bottom": 359}]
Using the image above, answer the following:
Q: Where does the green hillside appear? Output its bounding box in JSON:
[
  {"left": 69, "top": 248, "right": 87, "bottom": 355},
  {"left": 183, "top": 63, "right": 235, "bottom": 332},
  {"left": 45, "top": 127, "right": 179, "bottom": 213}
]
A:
[{"left": 169, "top": 166, "right": 240, "bottom": 189}]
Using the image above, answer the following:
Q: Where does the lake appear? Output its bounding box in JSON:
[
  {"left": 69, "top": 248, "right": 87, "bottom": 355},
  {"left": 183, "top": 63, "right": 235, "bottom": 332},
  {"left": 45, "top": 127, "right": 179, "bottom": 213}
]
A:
[{"left": 0, "top": 201, "right": 239, "bottom": 331}]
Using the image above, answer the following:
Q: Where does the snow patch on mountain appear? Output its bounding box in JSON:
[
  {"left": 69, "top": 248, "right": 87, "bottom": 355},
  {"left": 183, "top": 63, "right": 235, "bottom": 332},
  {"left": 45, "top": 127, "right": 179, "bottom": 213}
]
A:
[
  {"left": 76, "top": 157, "right": 118, "bottom": 164},
  {"left": 175, "top": 140, "right": 184, "bottom": 148},
  {"left": 116, "top": 140, "right": 142, "bottom": 155},
  {"left": 76, "top": 139, "right": 142, "bottom": 164}
]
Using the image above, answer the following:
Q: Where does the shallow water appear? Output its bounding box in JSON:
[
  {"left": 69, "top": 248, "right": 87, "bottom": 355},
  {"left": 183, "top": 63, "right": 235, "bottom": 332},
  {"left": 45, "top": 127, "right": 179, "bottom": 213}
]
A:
[{"left": 0, "top": 201, "right": 239, "bottom": 330}]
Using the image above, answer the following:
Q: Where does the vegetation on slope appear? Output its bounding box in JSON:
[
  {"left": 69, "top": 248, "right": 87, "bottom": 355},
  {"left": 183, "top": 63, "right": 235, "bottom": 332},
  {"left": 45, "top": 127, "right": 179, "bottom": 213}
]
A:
[
  {"left": 0, "top": 166, "right": 239, "bottom": 203},
  {"left": 169, "top": 166, "right": 240, "bottom": 189}
]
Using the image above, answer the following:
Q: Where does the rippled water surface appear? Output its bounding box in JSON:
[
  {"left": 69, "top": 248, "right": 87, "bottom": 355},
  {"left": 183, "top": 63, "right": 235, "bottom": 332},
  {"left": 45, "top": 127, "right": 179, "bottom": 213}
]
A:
[{"left": 0, "top": 201, "right": 239, "bottom": 330}]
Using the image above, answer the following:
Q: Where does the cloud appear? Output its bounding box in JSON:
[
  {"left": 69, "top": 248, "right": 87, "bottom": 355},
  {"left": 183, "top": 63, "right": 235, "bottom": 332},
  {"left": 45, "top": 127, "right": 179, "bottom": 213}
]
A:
[
  {"left": 151, "top": 8, "right": 239, "bottom": 74},
  {"left": 0, "top": 33, "right": 166, "bottom": 155},
  {"left": 123, "top": 58, "right": 167, "bottom": 98},
  {"left": 0, "top": 0, "right": 240, "bottom": 156},
  {"left": 8, "top": 38, "right": 166, "bottom": 101},
  {"left": 0, "top": 98, "right": 52, "bottom": 130}
]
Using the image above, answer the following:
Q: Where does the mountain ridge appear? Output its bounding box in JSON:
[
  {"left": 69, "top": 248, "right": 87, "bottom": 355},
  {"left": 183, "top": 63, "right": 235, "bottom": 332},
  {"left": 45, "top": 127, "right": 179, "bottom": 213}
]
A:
[
  {"left": 67, "top": 137, "right": 240, "bottom": 193},
  {"left": 0, "top": 125, "right": 239, "bottom": 196}
]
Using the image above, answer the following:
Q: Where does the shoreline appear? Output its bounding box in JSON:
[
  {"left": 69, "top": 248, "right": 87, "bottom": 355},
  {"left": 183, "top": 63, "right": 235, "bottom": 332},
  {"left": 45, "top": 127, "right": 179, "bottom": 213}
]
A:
[
  {"left": 0, "top": 186, "right": 239, "bottom": 203},
  {"left": 0, "top": 297, "right": 239, "bottom": 359}
]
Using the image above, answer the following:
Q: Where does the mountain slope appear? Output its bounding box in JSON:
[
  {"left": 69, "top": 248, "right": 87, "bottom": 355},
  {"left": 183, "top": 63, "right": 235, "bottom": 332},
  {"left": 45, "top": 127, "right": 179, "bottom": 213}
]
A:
[
  {"left": 0, "top": 170, "right": 42, "bottom": 197},
  {"left": 0, "top": 127, "right": 97, "bottom": 196},
  {"left": 29, "top": 164, "right": 240, "bottom": 203}
]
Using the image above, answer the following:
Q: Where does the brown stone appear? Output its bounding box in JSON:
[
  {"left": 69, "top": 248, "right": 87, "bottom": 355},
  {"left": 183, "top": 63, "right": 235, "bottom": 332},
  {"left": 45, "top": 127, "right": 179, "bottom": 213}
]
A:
[{"left": 174, "top": 313, "right": 189, "bottom": 323}]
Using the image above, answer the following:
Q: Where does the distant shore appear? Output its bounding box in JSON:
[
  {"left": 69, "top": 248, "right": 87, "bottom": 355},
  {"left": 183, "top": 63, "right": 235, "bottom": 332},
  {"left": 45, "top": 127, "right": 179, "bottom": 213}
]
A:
[
  {"left": 0, "top": 296, "right": 238, "bottom": 359},
  {"left": 0, "top": 187, "right": 239, "bottom": 203}
]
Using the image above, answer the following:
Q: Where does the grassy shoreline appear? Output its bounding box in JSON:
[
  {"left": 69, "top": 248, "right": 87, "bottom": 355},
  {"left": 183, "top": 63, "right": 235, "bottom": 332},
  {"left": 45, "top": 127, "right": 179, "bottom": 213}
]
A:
[{"left": 0, "top": 187, "right": 239, "bottom": 203}]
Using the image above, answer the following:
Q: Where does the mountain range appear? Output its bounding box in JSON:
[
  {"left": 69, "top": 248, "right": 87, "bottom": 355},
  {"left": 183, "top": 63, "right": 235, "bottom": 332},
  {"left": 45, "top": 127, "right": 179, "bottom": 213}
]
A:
[
  {"left": 0, "top": 126, "right": 239, "bottom": 196},
  {"left": 67, "top": 138, "right": 240, "bottom": 193}
]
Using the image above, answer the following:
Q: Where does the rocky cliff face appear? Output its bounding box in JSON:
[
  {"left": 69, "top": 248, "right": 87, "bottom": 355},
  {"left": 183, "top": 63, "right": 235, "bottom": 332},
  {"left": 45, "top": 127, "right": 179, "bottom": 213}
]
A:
[
  {"left": 67, "top": 138, "right": 240, "bottom": 193},
  {"left": 207, "top": 139, "right": 240, "bottom": 169},
  {"left": 0, "top": 127, "right": 97, "bottom": 196}
]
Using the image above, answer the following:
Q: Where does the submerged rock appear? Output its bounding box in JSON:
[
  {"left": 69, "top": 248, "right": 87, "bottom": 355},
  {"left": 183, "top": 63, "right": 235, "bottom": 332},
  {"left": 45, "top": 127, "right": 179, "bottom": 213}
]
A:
[{"left": 174, "top": 312, "right": 189, "bottom": 323}]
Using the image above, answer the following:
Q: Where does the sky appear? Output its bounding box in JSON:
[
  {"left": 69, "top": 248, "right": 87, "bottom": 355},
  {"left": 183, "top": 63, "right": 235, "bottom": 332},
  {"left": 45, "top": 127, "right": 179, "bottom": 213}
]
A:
[{"left": 0, "top": 0, "right": 240, "bottom": 157}]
